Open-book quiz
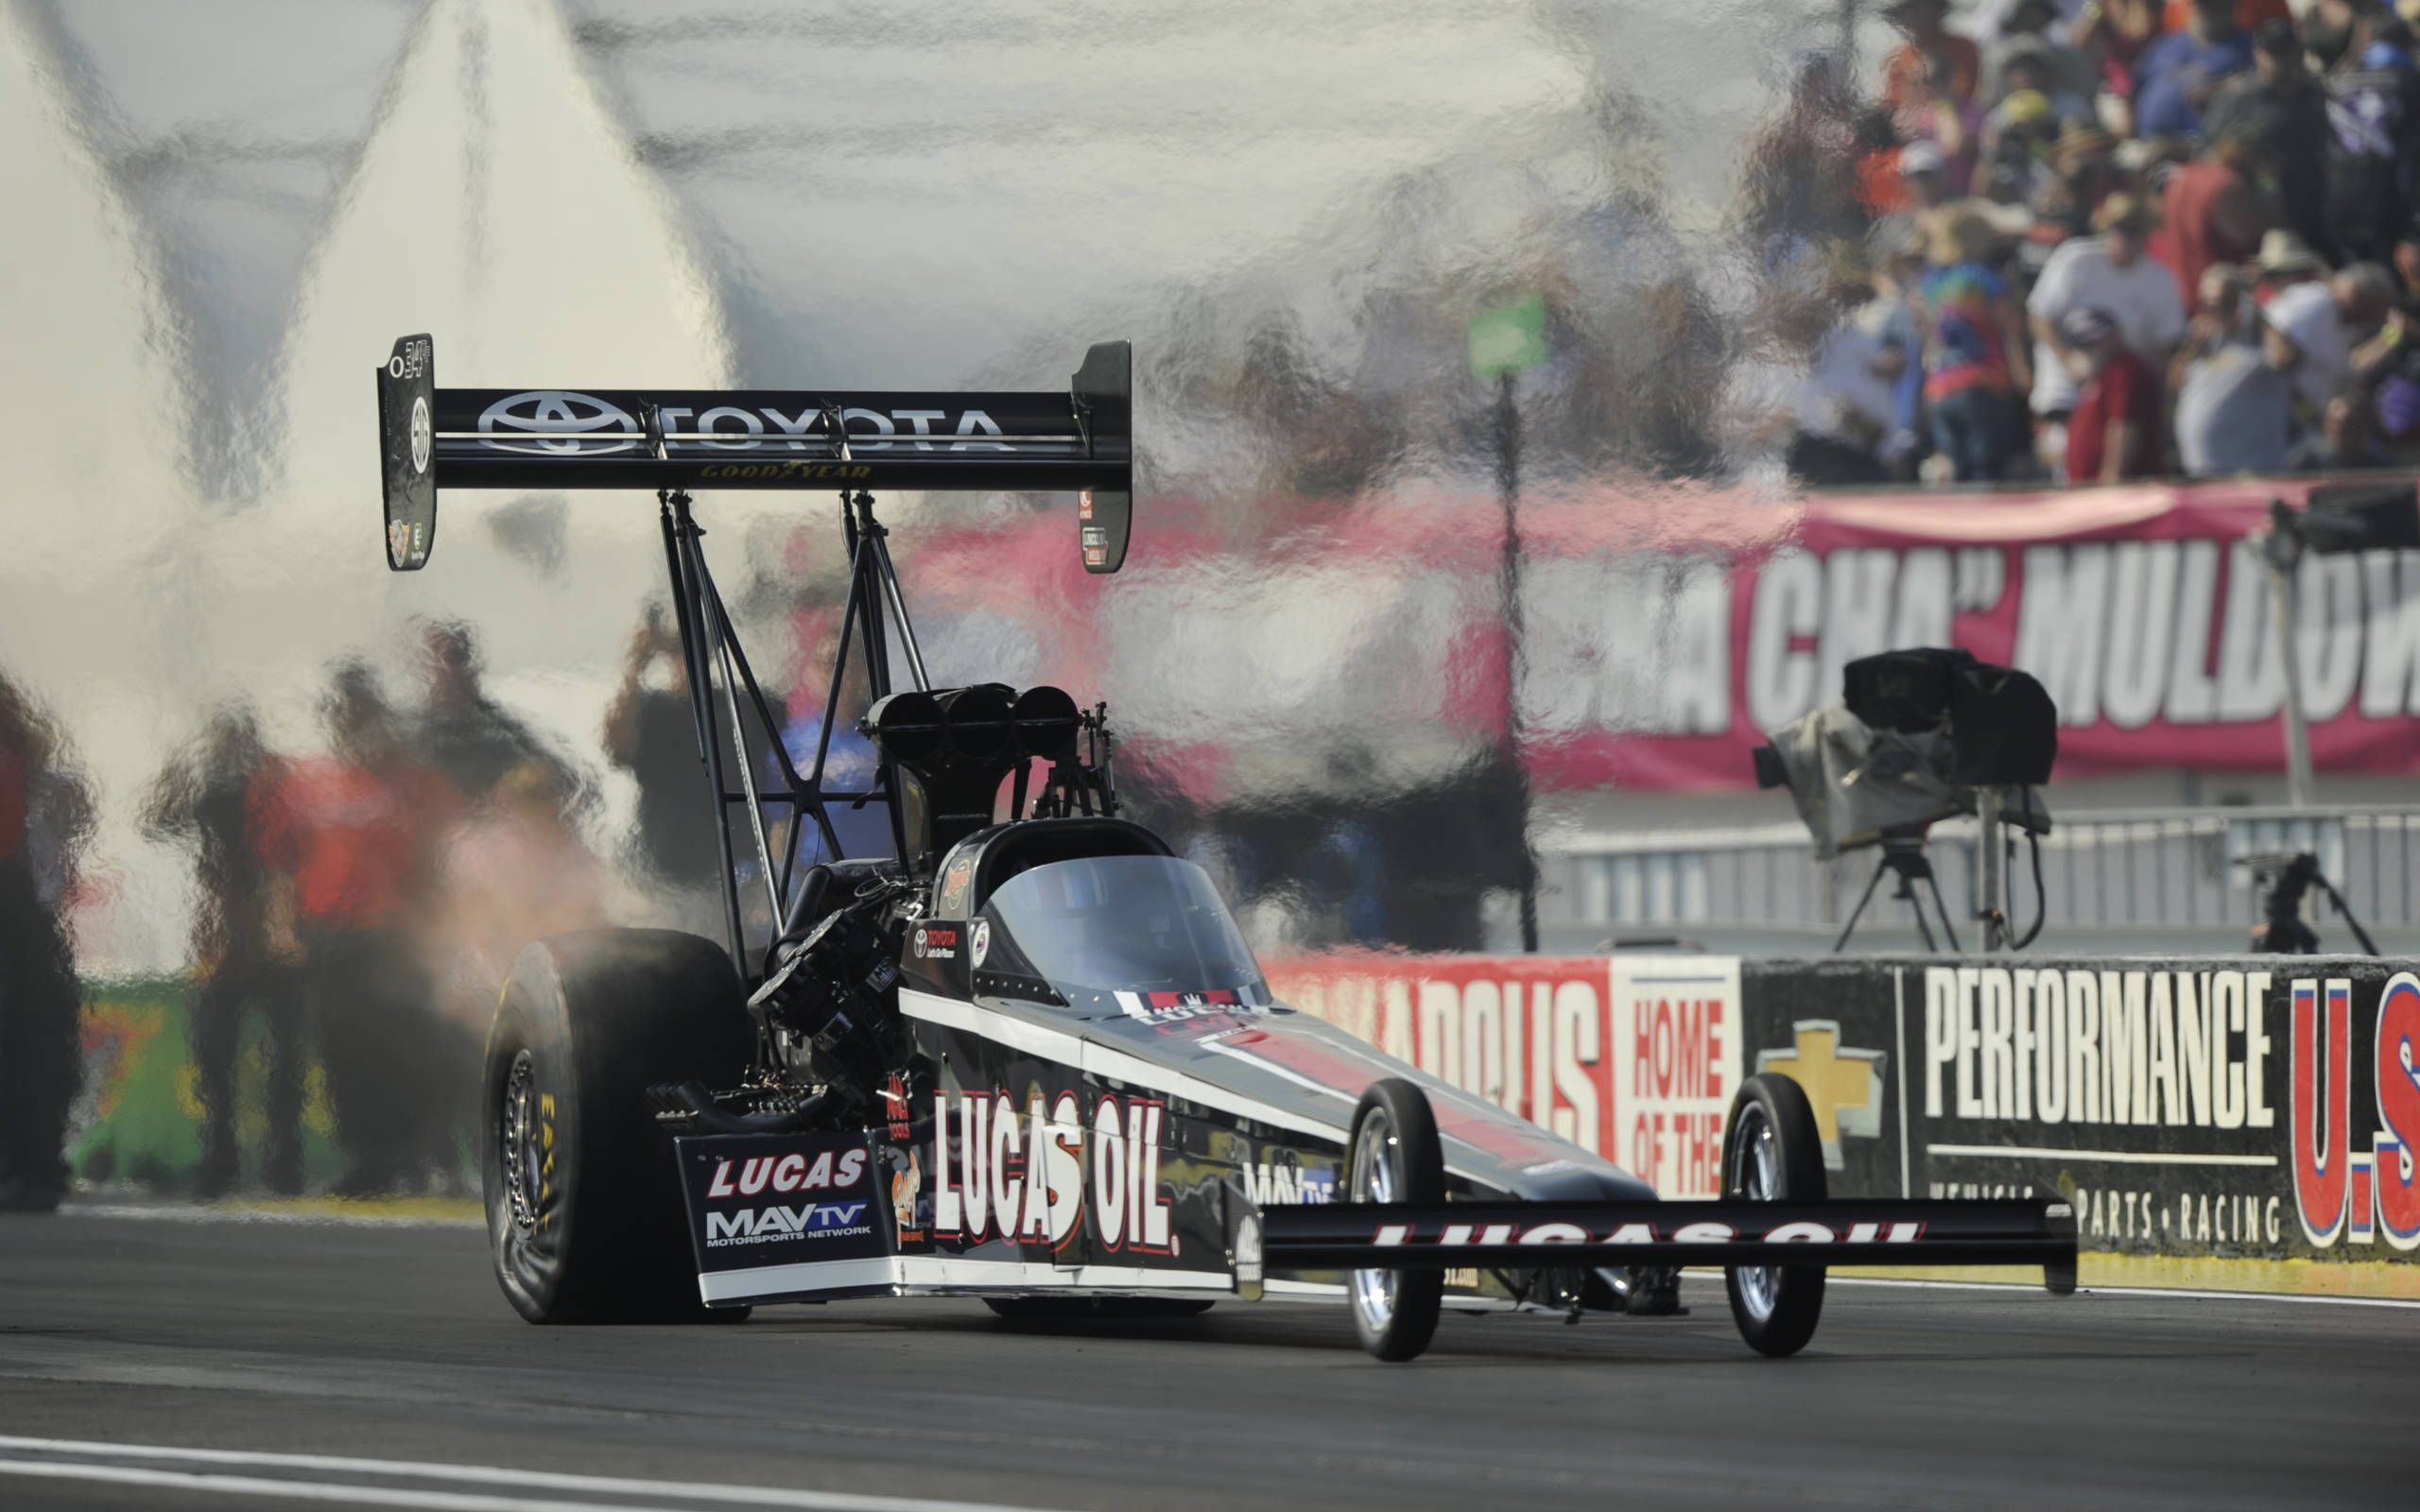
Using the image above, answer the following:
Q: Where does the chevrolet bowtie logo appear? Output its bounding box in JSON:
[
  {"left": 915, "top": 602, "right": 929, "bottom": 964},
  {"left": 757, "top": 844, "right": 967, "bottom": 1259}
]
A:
[{"left": 1755, "top": 1021, "right": 1885, "bottom": 1171}]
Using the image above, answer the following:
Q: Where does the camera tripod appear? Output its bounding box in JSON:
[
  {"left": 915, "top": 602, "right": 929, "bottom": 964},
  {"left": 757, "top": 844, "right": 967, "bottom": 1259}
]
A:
[
  {"left": 1833, "top": 828, "right": 1962, "bottom": 954},
  {"left": 2243, "top": 850, "right": 2379, "bottom": 955}
]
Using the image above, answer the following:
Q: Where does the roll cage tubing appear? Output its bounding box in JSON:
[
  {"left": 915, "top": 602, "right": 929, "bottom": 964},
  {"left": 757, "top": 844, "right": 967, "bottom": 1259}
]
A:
[{"left": 375, "top": 335, "right": 1134, "bottom": 985}]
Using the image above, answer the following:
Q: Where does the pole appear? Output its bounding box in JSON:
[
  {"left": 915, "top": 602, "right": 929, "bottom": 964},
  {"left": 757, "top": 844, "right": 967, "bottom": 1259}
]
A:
[
  {"left": 1976, "top": 787, "right": 2008, "bottom": 951},
  {"left": 2265, "top": 547, "right": 2316, "bottom": 807},
  {"left": 1495, "top": 370, "right": 1540, "bottom": 953}
]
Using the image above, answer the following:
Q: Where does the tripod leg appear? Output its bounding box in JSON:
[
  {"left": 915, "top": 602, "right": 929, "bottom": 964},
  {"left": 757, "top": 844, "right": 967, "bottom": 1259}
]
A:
[
  {"left": 1923, "top": 871, "right": 1962, "bottom": 954},
  {"left": 1910, "top": 891, "right": 1938, "bottom": 953},
  {"left": 2317, "top": 877, "right": 2381, "bottom": 957},
  {"left": 1834, "top": 857, "right": 1890, "bottom": 954}
]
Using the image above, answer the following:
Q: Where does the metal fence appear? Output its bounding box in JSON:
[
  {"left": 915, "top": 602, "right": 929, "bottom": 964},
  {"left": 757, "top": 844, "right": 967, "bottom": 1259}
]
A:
[{"left": 1539, "top": 805, "right": 2420, "bottom": 946}]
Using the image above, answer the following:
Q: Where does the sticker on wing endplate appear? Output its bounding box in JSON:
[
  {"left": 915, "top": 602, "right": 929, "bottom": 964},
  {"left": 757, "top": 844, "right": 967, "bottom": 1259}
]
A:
[{"left": 409, "top": 395, "right": 432, "bottom": 473}]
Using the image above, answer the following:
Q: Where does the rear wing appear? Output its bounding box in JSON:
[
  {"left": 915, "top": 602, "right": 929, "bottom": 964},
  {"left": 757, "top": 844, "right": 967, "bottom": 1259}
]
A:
[{"left": 374, "top": 334, "right": 1133, "bottom": 574}]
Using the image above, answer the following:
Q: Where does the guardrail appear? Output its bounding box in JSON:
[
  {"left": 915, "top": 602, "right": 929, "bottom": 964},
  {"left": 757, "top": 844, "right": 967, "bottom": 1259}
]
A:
[{"left": 1540, "top": 805, "right": 2420, "bottom": 941}]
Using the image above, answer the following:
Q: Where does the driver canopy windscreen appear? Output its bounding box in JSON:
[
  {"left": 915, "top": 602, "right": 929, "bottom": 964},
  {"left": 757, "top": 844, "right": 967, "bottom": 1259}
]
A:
[{"left": 980, "top": 855, "right": 1265, "bottom": 998}]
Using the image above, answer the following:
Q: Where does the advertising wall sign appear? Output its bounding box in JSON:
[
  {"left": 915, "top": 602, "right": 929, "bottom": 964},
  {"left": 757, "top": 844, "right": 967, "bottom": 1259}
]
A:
[
  {"left": 1737, "top": 956, "right": 2420, "bottom": 1261},
  {"left": 1270, "top": 949, "right": 2418, "bottom": 1262}
]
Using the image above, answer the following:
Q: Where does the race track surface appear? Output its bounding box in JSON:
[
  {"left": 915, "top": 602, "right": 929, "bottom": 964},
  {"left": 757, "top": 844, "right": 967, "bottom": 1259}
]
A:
[{"left": 1, "top": 1210, "right": 2411, "bottom": 1511}]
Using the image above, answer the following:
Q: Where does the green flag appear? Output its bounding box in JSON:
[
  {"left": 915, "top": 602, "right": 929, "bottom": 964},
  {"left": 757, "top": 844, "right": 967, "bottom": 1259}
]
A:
[{"left": 1467, "top": 293, "right": 1547, "bottom": 382}]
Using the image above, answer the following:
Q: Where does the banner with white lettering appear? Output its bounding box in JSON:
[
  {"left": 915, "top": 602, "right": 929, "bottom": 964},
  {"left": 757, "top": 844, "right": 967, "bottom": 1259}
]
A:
[
  {"left": 914, "top": 477, "right": 2420, "bottom": 797},
  {"left": 1263, "top": 954, "right": 1740, "bottom": 1196},
  {"left": 1548, "top": 480, "right": 2420, "bottom": 790},
  {"left": 1737, "top": 956, "right": 2420, "bottom": 1262}
]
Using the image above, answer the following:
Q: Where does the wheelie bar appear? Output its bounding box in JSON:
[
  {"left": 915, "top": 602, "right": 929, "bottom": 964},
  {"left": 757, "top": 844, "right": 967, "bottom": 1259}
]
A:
[{"left": 1254, "top": 1195, "right": 2079, "bottom": 1294}]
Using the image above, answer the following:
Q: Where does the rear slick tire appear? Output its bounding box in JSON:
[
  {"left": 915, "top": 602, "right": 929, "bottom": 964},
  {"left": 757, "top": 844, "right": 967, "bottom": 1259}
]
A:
[
  {"left": 1345, "top": 1078, "right": 1445, "bottom": 1363},
  {"left": 481, "top": 929, "right": 754, "bottom": 1325},
  {"left": 1721, "top": 1072, "right": 1827, "bottom": 1357}
]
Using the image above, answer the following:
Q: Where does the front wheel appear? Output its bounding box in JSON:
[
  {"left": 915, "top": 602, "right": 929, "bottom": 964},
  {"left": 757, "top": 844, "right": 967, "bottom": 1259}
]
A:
[
  {"left": 1345, "top": 1078, "right": 1445, "bottom": 1362},
  {"left": 1722, "top": 1072, "right": 1827, "bottom": 1356}
]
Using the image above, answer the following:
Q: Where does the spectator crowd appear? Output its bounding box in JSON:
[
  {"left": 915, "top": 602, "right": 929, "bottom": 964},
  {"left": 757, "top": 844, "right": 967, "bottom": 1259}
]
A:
[{"left": 1780, "top": 0, "right": 2420, "bottom": 486}]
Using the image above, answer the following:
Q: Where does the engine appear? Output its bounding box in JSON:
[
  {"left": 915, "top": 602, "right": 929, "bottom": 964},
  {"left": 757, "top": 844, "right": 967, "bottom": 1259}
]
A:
[{"left": 746, "top": 892, "right": 908, "bottom": 1115}]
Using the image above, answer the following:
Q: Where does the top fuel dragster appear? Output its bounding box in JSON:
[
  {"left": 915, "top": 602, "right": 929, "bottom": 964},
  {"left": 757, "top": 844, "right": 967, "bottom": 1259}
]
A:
[{"left": 374, "top": 333, "right": 2073, "bottom": 1361}]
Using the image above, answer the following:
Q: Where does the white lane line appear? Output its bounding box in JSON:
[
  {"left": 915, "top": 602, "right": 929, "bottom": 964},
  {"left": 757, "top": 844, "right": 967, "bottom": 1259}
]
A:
[
  {"left": 1923, "top": 1145, "right": 2280, "bottom": 1167},
  {"left": 0, "top": 1460, "right": 668, "bottom": 1511},
  {"left": 1803, "top": 1277, "right": 2420, "bottom": 1310},
  {"left": 0, "top": 1436, "right": 1060, "bottom": 1512},
  {"left": 63, "top": 1203, "right": 481, "bottom": 1228}
]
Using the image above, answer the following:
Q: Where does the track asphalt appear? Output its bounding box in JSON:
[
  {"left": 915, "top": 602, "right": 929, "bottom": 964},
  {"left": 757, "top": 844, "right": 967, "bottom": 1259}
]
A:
[{"left": 0, "top": 1209, "right": 2411, "bottom": 1510}]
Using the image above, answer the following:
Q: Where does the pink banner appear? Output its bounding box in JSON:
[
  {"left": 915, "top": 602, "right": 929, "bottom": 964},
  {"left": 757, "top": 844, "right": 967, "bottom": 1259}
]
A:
[
  {"left": 1542, "top": 477, "right": 2420, "bottom": 791},
  {"left": 902, "top": 476, "right": 2420, "bottom": 797}
]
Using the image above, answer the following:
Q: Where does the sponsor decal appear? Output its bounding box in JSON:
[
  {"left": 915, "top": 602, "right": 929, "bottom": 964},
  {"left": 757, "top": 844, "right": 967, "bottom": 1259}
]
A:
[
  {"left": 1367, "top": 1218, "right": 1928, "bottom": 1247},
  {"left": 408, "top": 395, "right": 432, "bottom": 474},
  {"left": 912, "top": 925, "right": 960, "bottom": 961},
  {"left": 2290, "top": 973, "right": 2420, "bottom": 1252},
  {"left": 703, "top": 1200, "right": 873, "bottom": 1247},
  {"left": 1757, "top": 1021, "right": 1885, "bottom": 1171},
  {"left": 1242, "top": 1159, "right": 1336, "bottom": 1206},
  {"left": 882, "top": 1072, "right": 912, "bottom": 1143},
  {"left": 477, "top": 390, "right": 639, "bottom": 456},
  {"left": 890, "top": 1147, "right": 925, "bottom": 1246},
  {"left": 703, "top": 1146, "right": 869, "bottom": 1198},
  {"left": 699, "top": 461, "right": 874, "bottom": 482},
  {"left": 937, "top": 855, "right": 975, "bottom": 917},
  {"left": 970, "top": 919, "right": 991, "bottom": 969},
  {"left": 472, "top": 394, "right": 1011, "bottom": 461},
  {"left": 1115, "top": 988, "right": 1258, "bottom": 1031},
  {"left": 1234, "top": 1210, "right": 1263, "bottom": 1292},
  {"left": 683, "top": 1134, "right": 887, "bottom": 1274},
  {"left": 387, "top": 519, "right": 411, "bottom": 565},
  {"left": 929, "top": 1088, "right": 1172, "bottom": 1253},
  {"left": 657, "top": 404, "right": 1006, "bottom": 454}
]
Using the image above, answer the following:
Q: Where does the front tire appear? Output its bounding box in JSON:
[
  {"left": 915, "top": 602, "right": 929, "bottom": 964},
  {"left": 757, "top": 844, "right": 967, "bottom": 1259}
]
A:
[
  {"left": 1722, "top": 1072, "right": 1827, "bottom": 1356},
  {"left": 1346, "top": 1078, "right": 1445, "bottom": 1362},
  {"left": 482, "top": 929, "right": 754, "bottom": 1324}
]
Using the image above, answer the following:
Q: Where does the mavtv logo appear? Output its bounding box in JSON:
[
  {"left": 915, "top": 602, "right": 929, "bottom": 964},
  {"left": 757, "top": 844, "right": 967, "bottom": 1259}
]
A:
[{"left": 703, "top": 1202, "right": 871, "bottom": 1247}]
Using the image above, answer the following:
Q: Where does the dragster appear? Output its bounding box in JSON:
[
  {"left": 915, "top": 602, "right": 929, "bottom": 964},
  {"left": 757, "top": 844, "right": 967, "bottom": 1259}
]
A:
[{"left": 374, "top": 333, "right": 2074, "bottom": 1361}]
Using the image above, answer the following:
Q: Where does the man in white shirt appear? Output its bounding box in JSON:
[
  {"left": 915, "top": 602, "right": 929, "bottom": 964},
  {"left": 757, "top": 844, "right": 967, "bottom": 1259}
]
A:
[
  {"left": 2026, "top": 195, "right": 2187, "bottom": 421},
  {"left": 2262, "top": 263, "right": 2395, "bottom": 418}
]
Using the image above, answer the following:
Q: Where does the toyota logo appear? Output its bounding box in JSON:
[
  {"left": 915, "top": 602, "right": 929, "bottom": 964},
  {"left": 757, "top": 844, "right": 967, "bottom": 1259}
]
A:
[
  {"left": 477, "top": 389, "right": 637, "bottom": 455},
  {"left": 408, "top": 395, "right": 432, "bottom": 474}
]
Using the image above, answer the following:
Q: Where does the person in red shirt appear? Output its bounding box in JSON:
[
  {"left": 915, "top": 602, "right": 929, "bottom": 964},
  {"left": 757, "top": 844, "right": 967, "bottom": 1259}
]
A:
[
  {"left": 2151, "top": 132, "right": 2274, "bottom": 315},
  {"left": 2160, "top": 0, "right": 2292, "bottom": 35},
  {"left": 1880, "top": 0, "right": 1981, "bottom": 109},
  {"left": 2061, "top": 306, "right": 2169, "bottom": 481},
  {"left": 255, "top": 662, "right": 459, "bottom": 1195},
  {"left": 0, "top": 672, "right": 88, "bottom": 1212},
  {"left": 145, "top": 707, "right": 307, "bottom": 1196}
]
